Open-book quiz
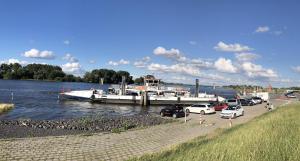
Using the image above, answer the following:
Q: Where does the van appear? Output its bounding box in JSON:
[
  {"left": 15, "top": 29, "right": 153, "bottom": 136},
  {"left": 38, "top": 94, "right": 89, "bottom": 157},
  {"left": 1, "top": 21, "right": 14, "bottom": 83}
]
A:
[{"left": 226, "top": 99, "right": 241, "bottom": 106}]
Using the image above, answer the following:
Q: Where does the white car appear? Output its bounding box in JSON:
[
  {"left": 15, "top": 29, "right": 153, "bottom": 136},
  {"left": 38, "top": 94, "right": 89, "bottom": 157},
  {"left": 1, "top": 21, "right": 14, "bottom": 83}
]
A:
[
  {"left": 252, "top": 97, "right": 263, "bottom": 104},
  {"left": 286, "top": 94, "right": 296, "bottom": 98},
  {"left": 185, "top": 103, "right": 215, "bottom": 115},
  {"left": 220, "top": 105, "right": 244, "bottom": 119}
]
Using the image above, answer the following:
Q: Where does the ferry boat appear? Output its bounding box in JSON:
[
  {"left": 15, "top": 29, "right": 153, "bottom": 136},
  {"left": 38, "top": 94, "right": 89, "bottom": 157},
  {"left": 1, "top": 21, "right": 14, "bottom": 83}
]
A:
[{"left": 60, "top": 75, "right": 225, "bottom": 105}]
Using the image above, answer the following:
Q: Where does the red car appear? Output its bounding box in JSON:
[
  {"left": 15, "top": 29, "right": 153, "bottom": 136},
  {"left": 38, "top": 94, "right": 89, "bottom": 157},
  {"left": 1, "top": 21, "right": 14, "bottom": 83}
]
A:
[{"left": 213, "top": 102, "right": 228, "bottom": 111}]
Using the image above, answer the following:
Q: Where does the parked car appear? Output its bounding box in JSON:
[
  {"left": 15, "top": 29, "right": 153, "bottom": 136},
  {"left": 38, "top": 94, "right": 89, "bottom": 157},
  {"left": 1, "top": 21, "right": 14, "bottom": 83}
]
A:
[
  {"left": 239, "top": 99, "right": 254, "bottom": 106},
  {"left": 220, "top": 105, "right": 244, "bottom": 119},
  {"left": 226, "top": 99, "right": 241, "bottom": 106},
  {"left": 252, "top": 97, "right": 263, "bottom": 104},
  {"left": 286, "top": 94, "right": 296, "bottom": 98},
  {"left": 212, "top": 102, "right": 228, "bottom": 111},
  {"left": 185, "top": 103, "right": 215, "bottom": 115},
  {"left": 160, "top": 105, "right": 185, "bottom": 118}
]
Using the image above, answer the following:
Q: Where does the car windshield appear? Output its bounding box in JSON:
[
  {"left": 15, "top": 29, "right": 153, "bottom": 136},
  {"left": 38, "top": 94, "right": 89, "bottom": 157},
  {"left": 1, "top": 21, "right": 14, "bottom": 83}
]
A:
[{"left": 226, "top": 106, "right": 237, "bottom": 110}]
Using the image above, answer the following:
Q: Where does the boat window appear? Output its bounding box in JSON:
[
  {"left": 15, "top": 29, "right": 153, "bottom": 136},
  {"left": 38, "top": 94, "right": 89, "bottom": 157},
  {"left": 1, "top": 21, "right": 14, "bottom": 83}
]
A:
[{"left": 227, "top": 100, "right": 237, "bottom": 102}]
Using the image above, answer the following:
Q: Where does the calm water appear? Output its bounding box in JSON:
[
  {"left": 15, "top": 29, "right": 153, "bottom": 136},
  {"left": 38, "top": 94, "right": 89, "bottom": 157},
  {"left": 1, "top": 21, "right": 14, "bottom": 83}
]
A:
[{"left": 0, "top": 79, "right": 236, "bottom": 120}]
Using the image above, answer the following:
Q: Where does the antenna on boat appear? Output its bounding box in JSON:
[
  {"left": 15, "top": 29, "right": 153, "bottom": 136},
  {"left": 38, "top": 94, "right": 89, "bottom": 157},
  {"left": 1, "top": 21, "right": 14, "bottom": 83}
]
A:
[
  {"left": 100, "top": 78, "right": 104, "bottom": 85},
  {"left": 57, "top": 94, "right": 60, "bottom": 103}
]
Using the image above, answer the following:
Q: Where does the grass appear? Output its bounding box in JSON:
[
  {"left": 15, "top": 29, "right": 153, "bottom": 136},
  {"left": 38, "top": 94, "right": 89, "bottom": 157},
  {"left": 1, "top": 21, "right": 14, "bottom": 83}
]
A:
[
  {"left": 0, "top": 103, "right": 14, "bottom": 113},
  {"left": 130, "top": 103, "right": 300, "bottom": 161}
]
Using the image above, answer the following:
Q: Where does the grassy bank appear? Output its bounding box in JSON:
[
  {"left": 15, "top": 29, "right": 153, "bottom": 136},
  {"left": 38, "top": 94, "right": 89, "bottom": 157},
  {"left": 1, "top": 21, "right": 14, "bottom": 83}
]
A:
[
  {"left": 0, "top": 103, "right": 14, "bottom": 113},
  {"left": 130, "top": 103, "right": 300, "bottom": 161}
]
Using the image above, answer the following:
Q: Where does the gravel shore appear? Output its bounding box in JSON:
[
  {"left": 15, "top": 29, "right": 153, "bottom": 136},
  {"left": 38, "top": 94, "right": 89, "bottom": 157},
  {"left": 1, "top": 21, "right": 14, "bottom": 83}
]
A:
[{"left": 0, "top": 114, "right": 173, "bottom": 139}]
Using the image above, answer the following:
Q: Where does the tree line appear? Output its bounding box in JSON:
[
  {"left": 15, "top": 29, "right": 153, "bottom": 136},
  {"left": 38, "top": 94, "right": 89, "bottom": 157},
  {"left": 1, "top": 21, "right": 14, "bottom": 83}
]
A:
[{"left": 0, "top": 63, "right": 135, "bottom": 84}]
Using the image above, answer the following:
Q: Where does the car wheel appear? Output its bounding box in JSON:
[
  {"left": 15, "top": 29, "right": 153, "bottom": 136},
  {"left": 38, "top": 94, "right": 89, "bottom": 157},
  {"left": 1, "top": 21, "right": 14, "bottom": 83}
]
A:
[
  {"left": 200, "top": 110, "right": 205, "bottom": 115},
  {"left": 160, "top": 112, "right": 164, "bottom": 117},
  {"left": 233, "top": 113, "right": 237, "bottom": 118},
  {"left": 172, "top": 113, "right": 177, "bottom": 118},
  {"left": 186, "top": 109, "right": 190, "bottom": 113}
]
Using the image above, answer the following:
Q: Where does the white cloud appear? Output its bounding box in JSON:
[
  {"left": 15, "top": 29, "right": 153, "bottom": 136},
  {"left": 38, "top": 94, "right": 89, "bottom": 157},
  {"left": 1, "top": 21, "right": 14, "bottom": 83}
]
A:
[
  {"left": 147, "top": 63, "right": 201, "bottom": 77},
  {"left": 23, "top": 48, "right": 55, "bottom": 59},
  {"left": 108, "top": 59, "right": 130, "bottom": 66},
  {"left": 214, "top": 58, "right": 238, "bottom": 73},
  {"left": 235, "top": 52, "right": 260, "bottom": 62},
  {"left": 190, "top": 58, "right": 214, "bottom": 69},
  {"left": 62, "top": 53, "right": 78, "bottom": 62},
  {"left": 255, "top": 26, "right": 270, "bottom": 33},
  {"left": 134, "top": 56, "right": 151, "bottom": 68},
  {"left": 142, "top": 56, "right": 151, "bottom": 62},
  {"left": 61, "top": 62, "right": 84, "bottom": 76},
  {"left": 153, "top": 46, "right": 187, "bottom": 62},
  {"left": 119, "top": 59, "right": 130, "bottom": 64},
  {"left": 63, "top": 40, "right": 70, "bottom": 45},
  {"left": 242, "top": 62, "right": 277, "bottom": 78},
  {"left": 0, "top": 58, "right": 28, "bottom": 66},
  {"left": 292, "top": 66, "right": 300, "bottom": 73},
  {"left": 108, "top": 61, "right": 118, "bottom": 66},
  {"left": 89, "top": 60, "right": 96, "bottom": 64},
  {"left": 273, "top": 31, "right": 283, "bottom": 36},
  {"left": 214, "top": 41, "right": 252, "bottom": 52},
  {"left": 189, "top": 41, "right": 197, "bottom": 45}
]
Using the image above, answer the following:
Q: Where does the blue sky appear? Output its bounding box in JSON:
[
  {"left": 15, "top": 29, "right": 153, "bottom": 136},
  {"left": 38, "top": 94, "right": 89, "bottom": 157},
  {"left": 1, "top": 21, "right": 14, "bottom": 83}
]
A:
[{"left": 0, "top": 0, "right": 300, "bottom": 87}]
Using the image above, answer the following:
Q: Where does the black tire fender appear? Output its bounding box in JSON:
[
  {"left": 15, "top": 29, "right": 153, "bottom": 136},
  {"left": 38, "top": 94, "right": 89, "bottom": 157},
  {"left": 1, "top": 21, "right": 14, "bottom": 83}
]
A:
[{"left": 91, "top": 94, "right": 95, "bottom": 100}]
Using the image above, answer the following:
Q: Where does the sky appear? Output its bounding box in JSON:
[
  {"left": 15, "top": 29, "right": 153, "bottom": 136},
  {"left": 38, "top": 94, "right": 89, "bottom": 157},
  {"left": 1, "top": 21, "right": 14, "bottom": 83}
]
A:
[{"left": 0, "top": 0, "right": 300, "bottom": 87}]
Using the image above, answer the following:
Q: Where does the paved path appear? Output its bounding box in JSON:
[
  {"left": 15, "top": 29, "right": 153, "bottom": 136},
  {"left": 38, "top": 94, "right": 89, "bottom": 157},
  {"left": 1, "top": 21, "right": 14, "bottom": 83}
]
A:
[{"left": 0, "top": 99, "right": 289, "bottom": 161}]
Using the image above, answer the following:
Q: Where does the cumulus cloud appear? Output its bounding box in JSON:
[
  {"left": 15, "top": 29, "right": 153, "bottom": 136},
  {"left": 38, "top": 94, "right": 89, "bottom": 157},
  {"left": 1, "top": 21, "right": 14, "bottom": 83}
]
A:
[
  {"left": 189, "top": 41, "right": 197, "bottom": 45},
  {"left": 108, "top": 59, "right": 130, "bottom": 66},
  {"left": 153, "top": 46, "right": 187, "bottom": 62},
  {"left": 190, "top": 58, "right": 213, "bottom": 69},
  {"left": 214, "top": 58, "right": 238, "bottom": 73},
  {"left": 89, "top": 60, "right": 96, "bottom": 64},
  {"left": 214, "top": 41, "right": 252, "bottom": 52},
  {"left": 23, "top": 48, "right": 55, "bottom": 59},
  {"left": 133, "top": 56, "right": 151, "bottom": 68},
  {"left": 255, "top": 26, "right": 270, "bottom": 33},
  {"left": 152, "top": 46, "right": 214, "bottom": 69},
  {"left": 147, "top": 63, "right": 201, "bottom": 77},
  {"left": 62, "top": 53, "right": 78, "bottom": 62},
  {"left": 0, "top": 58, "right": 28, "bottom": 66},
  {"left": 61, "top": 62, "right": 84, "bottom": 76},
  {"left": 63, "top": 40, "right": 70, "bottom": 45},
  {"left": 242, "top": 62, "right": 277, "bottom": 78},
  {"left": 273, "top": 31, "right": 283, "bottom": 36},
  {"left": 292, "top": 66, "right": 300, "bottom": 73},
  {"left": 235, "top": 52, "right": 260, "bottom": 62}
]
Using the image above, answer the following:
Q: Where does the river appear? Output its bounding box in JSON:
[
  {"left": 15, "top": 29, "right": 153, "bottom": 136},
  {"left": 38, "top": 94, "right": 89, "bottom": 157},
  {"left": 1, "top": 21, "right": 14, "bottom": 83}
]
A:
[{"left": 0, "top": 79, "right": 236, "bottom": 120}]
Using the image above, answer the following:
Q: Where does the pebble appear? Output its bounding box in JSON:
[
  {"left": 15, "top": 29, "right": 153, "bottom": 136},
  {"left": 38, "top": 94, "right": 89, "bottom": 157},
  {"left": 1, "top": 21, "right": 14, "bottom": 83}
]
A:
[{"left": 0, "top": 114, "right": 172, "bottom": 133}]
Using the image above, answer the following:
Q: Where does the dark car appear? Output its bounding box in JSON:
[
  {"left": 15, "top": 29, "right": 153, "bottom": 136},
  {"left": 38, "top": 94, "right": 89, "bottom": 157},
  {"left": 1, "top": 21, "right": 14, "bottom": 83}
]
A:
[
  {"left": 239, "top": 99, "right": 254, "bottom": 106},
  {"left": 160, "top": 105, "right": 185, "bottom": 118}
]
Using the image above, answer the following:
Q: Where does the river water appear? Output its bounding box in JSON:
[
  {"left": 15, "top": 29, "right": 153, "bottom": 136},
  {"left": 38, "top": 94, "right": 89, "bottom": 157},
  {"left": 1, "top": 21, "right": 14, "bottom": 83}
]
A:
[{"left": 0, "top": 79, "right": 236, "bottom": 120}]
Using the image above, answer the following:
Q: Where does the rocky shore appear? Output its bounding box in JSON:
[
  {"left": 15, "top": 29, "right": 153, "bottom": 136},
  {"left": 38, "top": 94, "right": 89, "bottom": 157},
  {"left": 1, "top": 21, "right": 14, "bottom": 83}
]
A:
[{"left": 0, "top": 114, "right": 173, "bottom": 139}]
